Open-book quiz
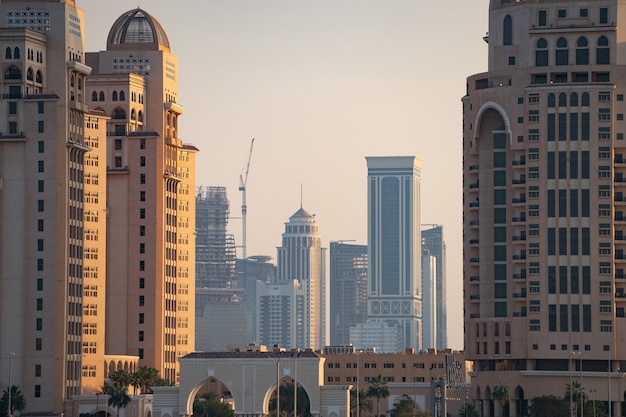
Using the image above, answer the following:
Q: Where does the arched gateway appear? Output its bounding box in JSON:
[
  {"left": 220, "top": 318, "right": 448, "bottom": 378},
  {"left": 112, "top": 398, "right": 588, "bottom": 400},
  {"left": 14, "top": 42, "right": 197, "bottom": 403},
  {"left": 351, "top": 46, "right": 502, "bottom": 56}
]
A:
[{"left": 150, "top": 350, "right": 351, "bottom": 417}]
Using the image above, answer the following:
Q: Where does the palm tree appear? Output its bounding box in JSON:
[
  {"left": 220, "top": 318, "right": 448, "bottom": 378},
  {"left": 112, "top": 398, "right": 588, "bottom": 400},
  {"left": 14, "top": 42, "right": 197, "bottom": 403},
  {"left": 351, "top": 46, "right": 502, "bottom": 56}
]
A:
[
  {"left": 102, "top": 380, "right": 131, "bottom": 417},
  {"left": 367, "top": 375, "right": 390, "bottom": 417},
  {"left": 492, "top": 384, "right": 509, "bottom": 417},
  {"left": 0, "top": 386, "right": 26, "bottom": 417},
  {"left": 134, "top": 366, "right": 161, "bottom": 394},
  {"left": 564, "top": 381, "right": 586, "bottom": 417},
  {"left": 350, "top": 389, "right": 373, "bottom": 417}
]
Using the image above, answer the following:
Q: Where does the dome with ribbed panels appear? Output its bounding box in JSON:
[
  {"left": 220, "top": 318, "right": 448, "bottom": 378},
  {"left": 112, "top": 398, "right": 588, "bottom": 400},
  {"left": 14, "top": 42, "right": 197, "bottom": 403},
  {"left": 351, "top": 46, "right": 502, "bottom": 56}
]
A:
[{"left": 107, "top": 8, "right": 170, "bottom": 51}]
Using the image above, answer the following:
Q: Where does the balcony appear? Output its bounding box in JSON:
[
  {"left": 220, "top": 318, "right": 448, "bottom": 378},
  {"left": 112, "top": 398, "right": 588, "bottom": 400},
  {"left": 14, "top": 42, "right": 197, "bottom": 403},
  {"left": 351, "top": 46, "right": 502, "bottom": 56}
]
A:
[
  {"left": 469, "top": 239, "right": 479, "bottom": 245},
  {"left": 469, "top": 220, "right": 480, "bottom": 227},
  {"left": 512, "top": 178, "right": 526, "bottom": 186},
  {"left": 512, "top": 197, "right": 526, "bottom": 204},
  {"left": 470, "top": 313, "right": 480, "bottom": 319},
  {"left": 512, "top": 254, "right": 527, "bottom": 261},
  {"left": 513, "top": 273, "right": 527, "bottom": 280},
  {"left": 469, "top": 200, "right": 480, "bottom": 208},
  {"left": 470, "top": 257, "right": 480, "bottom": 264},
  {"left": 470, "top": 276, "right": 480, "bottom": 282},
  {"left": 512, "top": 215, "right": 527, "bottom": 223},
  {"left": 469, "top": 182, "right": 480, "bottom": 190},
  {"left": 470, "top": 294, "right": 480, "bottom": 301},
  {"left": 513, "top": 292, "right": 527, "bottom": 299},
  {"left": 512, "top": 234, "right": 527, "bottom": 241},
  {"left": 512, "top": 311, "right": 527, "bottom": 317},
  {"left": 512, "top": 159, "right": 526, "bottom": 167},
  {"left": 469, "top": 165, "right": 480, "bottom": 172}
]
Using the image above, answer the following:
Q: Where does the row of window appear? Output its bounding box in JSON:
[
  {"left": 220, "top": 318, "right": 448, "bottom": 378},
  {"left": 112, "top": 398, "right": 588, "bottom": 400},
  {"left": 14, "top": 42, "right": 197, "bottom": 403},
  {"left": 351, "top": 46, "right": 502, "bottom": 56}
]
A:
[
  {"left": 92, "top": 90, "right": 125, "bottom": 102},
  {"left": 535, "top": 36, "right": 610, "bottom": 66}
]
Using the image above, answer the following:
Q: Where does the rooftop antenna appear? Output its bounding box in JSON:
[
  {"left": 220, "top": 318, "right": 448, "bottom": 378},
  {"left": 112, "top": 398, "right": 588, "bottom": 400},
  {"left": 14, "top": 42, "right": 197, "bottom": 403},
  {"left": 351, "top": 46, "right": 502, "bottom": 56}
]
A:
[
  {"left": 300, "top": 183, "right": 303, "bottom": 209},
  {"left": 239, "top": 138, "right": 255, "bottom": 259}
]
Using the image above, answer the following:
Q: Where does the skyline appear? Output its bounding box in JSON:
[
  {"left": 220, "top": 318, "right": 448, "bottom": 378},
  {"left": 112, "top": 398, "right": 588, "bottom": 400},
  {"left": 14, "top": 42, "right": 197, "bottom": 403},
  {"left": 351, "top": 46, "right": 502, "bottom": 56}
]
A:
[{"left": 80, "top": 0, "right": 491, "bottom": 350}]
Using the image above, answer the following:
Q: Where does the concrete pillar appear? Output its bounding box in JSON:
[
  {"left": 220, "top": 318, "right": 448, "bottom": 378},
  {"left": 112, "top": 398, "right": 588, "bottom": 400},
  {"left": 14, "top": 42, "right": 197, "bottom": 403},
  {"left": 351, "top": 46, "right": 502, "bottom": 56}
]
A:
[{"left": 509, "top": 399, "right": 517, "bottom": 417}]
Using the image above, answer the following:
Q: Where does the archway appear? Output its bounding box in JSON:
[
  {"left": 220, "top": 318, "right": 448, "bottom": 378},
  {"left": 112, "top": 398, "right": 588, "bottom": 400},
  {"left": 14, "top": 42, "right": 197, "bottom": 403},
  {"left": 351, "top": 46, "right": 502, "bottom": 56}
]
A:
[{"left": 266, "top": 376, "right": 312, "bottom": 417}]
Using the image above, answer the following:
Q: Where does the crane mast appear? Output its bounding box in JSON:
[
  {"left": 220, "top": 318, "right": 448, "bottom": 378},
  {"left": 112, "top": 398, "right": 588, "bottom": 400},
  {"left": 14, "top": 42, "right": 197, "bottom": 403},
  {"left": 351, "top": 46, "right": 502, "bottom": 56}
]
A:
[{"left": 239, "top": 138, "right": 255, "bottom": 259}]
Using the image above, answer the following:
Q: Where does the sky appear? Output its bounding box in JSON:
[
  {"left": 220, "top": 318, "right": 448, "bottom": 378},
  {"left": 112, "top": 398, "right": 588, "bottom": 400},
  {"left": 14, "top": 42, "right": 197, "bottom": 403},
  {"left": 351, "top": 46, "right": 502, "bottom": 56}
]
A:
[{"left": 80, "top": 0, "right": 491, "bottom": 350}]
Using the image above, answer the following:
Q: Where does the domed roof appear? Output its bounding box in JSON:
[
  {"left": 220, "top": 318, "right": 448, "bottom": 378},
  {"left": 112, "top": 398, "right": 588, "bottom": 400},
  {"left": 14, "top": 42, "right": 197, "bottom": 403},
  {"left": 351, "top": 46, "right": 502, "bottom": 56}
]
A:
[
  {"left": 107, "top": 8, "right": 170, "bottom": 51},
  {"left": 289, "top": 207, "right": 314, "bottom": 220}
]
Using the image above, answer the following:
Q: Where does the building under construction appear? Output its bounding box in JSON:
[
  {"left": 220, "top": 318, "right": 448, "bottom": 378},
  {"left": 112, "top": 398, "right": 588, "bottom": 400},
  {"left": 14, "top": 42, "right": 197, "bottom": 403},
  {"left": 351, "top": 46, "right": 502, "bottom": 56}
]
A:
[
  {"left": 195, "top": 186, "right": 238, "bottom": 289},
  {"left": 195, "top": 186, "right": 245, "bottom": 350}
]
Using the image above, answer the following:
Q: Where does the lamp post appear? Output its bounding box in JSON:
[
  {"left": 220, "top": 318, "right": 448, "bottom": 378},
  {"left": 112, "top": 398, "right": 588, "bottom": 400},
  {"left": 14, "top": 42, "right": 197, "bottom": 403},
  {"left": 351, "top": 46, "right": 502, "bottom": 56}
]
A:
[
  {"left": 8, "top": 352, "right": 14, "bottom": 417},
  {"left": 464, "top": 390, "right": 469, "bottom": 417},
  {"left": 96, "top": 392, "right": 100, "bottom": 417}
]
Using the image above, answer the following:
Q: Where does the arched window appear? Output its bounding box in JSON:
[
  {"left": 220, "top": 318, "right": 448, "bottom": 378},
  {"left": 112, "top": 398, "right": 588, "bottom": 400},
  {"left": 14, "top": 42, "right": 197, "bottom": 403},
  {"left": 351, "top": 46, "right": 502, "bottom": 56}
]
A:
[
  {"left": 111, "top": 108, "right": 126, "bottom": 120},
  {"left": 576, "top": 37, "right": 589, "bottom": 65},
  {"left": 5, "top": 47, "right": 11, "bottom": 59},
  {"left": 131, "top": 109, "right": 137, "bottom": 120},
  {"left": 548, "top": 93, "right": 556, "bottom": 108},
  {"left": 556, "top": 37, "right": 568, "bottom": 65},
  {"left": 35, "top": 70, "right": 42, "bottom": 83},
  {"left": 13, "top": 47, "right": 19, "bottom": 59},
  {"left": 70, "top": 75, "right": 75, "bottom": 87},
  {"left": 27, "top": 68, "right": 33, "bottom": 81},
  {"left": 582, "top": 92, "right": 590, "bottom": 106},
  {"left": 4, "top": 66, "right": 21, "bottom": 80},
  {"left": 138, "top": 111, "right": 144, "bottom": 123},
  {"left": 503, "top": 15, "right": 513, "bottom": 46},
  {"left": 559, "top": 93, "right": 567, "bottom": 107},
  {"left": 597, "top": 36, "right": 610, "bottom": 64},
  {"left": 570, "top": 93, "right": 578, "bottom": 106},
  {"left": 112, "top": 91, "right": 118, "bottom": 101},
  {"left": 119, "top": 90, "right": 125, "bottom": 101},
  {"left": 77, "top": 76, "right": 82, "bottom": 90},
  {"left": 92, "top": 91, "right": 98, "bottom": 101},
  {"left": 536, "top": 38, "right": 548, "bottom": 66},
  {"left": 99, "top": 91, "right": 105, "bottom": 101}
]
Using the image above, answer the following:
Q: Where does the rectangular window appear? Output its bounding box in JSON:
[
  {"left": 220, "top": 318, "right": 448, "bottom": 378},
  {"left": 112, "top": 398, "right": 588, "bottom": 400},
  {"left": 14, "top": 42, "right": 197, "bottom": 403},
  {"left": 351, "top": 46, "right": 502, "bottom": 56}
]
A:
[
  {"left": 140, "top": 191, "right": 146, "bottom": 201},
  {"left": 139, "top": 313, "right": 145, "bottom": 324},
  {"left": 140, "top": 174, "right": 146, "bottom": 184},
  {"left": 38, "top": 160, "right": 44, "bottom": 173},
  {"left": 139, "top": 295, "right": 145, "bottom": 306},
  {"left": 528, "top": 110, "right": 540, "bottom": 122},
  {"left": 580, "top": 8, "right": 588, "bottom": 17},
  {"left": 38, "top": 141, "right": 44, "bottom": 153},
  {"left": 528, "top": 167, "right": 539, "bottom": 180},
  {"left": 8, "top": 102, "right": 17, "bottom": 114},
  {"left": 530, "top": 300, "right": 540, "bottom": 313},
  {"left": 38, "top": 121, "right": 44, "bottom": 133},
  {"left": 36, "top": 318, "right": 42, "bottom": 331},
  {"left": 599, "top": 242, "right": 611, "bottom": 255},
  {"left": 600, "top": 7, "right": 609, "bottom": 24},
  {"left": 599, "top": 127, "right": 611, "bottom": 140},
  {"left": 114, "top": 139, "right": 122, "bottom": 150},
  {"left": 139, "top": 278, "right": 145, "bottom": 288},
  {"left": 38, "top": 219, "right": 44, "bottom": 231},
  {"left": 38, "top": 200, "right": 44, "bottom": 212},
  {"left": 599, "top": 204, "right": 611, "bottom": 217},
  {"left": 140, "top": 208, "right": 146, "bottom": 219},
  {"left": 530, "top": 319, "right": 540, "bottom": 332},
  {"left": 38, "top": 180, "right": 44, "bottom": 192},
  {"left": 35, "top": 385, "right": 41, "bottom": 398},
  {"left": 35, "top": 338, "right": 42, "bottom": 350},
  {"left": 528, "top": 148, "right": 539, "bottom": 161},
  {"left": 529, "top": 94, "right": 540, "bottom": 104},
  {"left": 38, "top": 101, "right": 44, "bottom": 114},
  {"left": 528, "top": 205, "right": 539, "bottom": 217},
  {"left": 140, "top": 156, "right": 146, "bottom": 167},
  {"left": 558, "top": 9, "right": 566, "bottom": 18},
  {"left": 529, "top": 186, "right": 539, "bottom": 198},
  {"left": 139, "top": 331, "right": 144, "bottom": 342},
  {"left": 599, "top": 223, "right": 611, "bottom": 236},
  {"left": 140, "top": 225, "right": 145, "bottom": 236},
  {"left": 140, "top": 138, "right": 146, "bottom": 149},
  {"left": 528, "top": 129, "right": 539, "bottom": 141},
  {"left": 560, "top": 305, "right": 569, "bottom": 331},
  {"left": 538, "top": 10, "right": 547, "bottom": 26}
]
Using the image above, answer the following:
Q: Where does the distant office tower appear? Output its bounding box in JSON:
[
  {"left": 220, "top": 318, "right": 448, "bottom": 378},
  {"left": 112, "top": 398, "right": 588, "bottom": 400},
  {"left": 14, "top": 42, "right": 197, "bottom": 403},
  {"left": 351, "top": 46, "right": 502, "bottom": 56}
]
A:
[
  {"left": 366, "top": 156, "right": 422, "bottom": 351},
  {"left": 276, "top": 207, "right": 327, "bottom": 349},
  {"left": 87, "top": 8, "right": 197, "bottom": 383},
  {"left": 421, "top": 249, "right": 437, "bottom": 350},
  {"left": 422, "top": 225, "right": 447, "bottom": 349},
  {"left": 0, "top": 0, "right": 95, "bottom": 411},
  {"left": 236, "top": 256, "right": 277, "bottom": 343},
  {"left": 464, "top": 0, "right": 626, "bottom": 411},
  {"left": 329, "top": 241, "right": 368, "bottom": 346},
  {"left": 349, "top": 322, "right": 403, "bottom": 353},
  {"left": 195, "top": 186, "right": 245, "bottom": 351},
  {"left": 256, "top": 280, "right": 305, "bottom": 349}
]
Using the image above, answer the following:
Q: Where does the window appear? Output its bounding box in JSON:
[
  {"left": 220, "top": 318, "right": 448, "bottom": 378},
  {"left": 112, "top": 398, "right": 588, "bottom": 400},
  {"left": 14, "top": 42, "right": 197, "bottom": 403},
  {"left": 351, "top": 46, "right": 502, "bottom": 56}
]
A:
[
  {"left": 139, "top": 313, "right": 144, "bottom": 324},
  {"left": 576, "top": 37, "right": 589, "bottom": 65},
  {"left": 579, "top": 8, "right": 588, "bottom": 17},
  {"left": 114, "top": 156, "right": 122, "bottom": 168},
  {"left": 530, "top": 320, "right": 540, "bottom": 331},
  {"left": 599, "top": 166, "right": 611, "bottom": 178},
  {"left": 599, "top": 223, "right": 611, "bottom": 236},
  {"left": 140, "top": 208, "right": 146, "bottom": 219},
  {"left": 600, "top": 7, "right": 609, "bottom": 24},
  {"left": 35, "top": 338, "right": 42, "bottom": 350},
  {"left": 38, "top": 161, "right": 44, "bottom": 173},
  {"left": 139, "top": 226, "right": 145, "bottom": 236},
  {"left": 556, "top": 38, "right": 568, "bottom": 65},
  {"left": 139, "top": 295, "right": 145, "bottom": 306},
  {"left": 600, "top": 300, "right": 612, "bottom": 313},
  {"left": 598, "top": 147, "right": 611, "bottom": 159},
  {"left": 599, "top": 242, "right": 611, "bottom": 255},
  {"left": 38, "top": 141, "right": 44, "bottom": 153},
  {"left": 139, "top": 331, "right": 144, "bottom": 341},
  {"left": 599, "top": 204, "right": 611, "bottom": 216},
  {"left": 528, "top": 110, "right": 539, "bottom": 122},
  {"left": 528, "top": 205, "right": 539, "bottom": 217},
  {"left": 536, "top": 38, "right": 548, "bottom": 66},
  {"left": 140, "top": 191, "right": 145, "bottom": 201},
  {"left": 140, "top": 174, "right": 146, "bottom": 184},
  {"left": 599, "top": 108, "right": 611, "bottom": 121},
  {"left": 114, "top": 139, "right": 122, "bottom": 150},
  {"left": 530, "top": 281, "right": 540, "bottom": 293},
  {"left": 139, "top": 278, "right": 145, "bottom": 288},
  {"left": 528, "top": 167, "right": 539, "bottom": 180},
  {"left": 601, "top": 320, "right": 613, "bottom": 332},
  {"left": 597, "top": 36, "right": 610, "bottom": 65},
  {"left": 503, "top": 15, "right": 513, "bottom": 46},
  {"left": 530, "top": 300, "right": 540, "bottom": 313},
  {"left": 600, "top": 262, "right": 611, "bottom": 274},
  {"left": 529, "top": 94, "right": 539, "bottom": 104},
  {"left": 528, "top": 148, "right": 539, "bottom": 160},
  {"left": 35, "top": 385, "right": 41, "bottom": 398},
  {"left": 140, "top": 156, "right": 146, "bottom": 166},
  {"left": 99, "top": 91, "right": 105, "bottom": 101},
  {"left": 557, "top": 9, "right": 566, "bottom": 18},
  {"left": 538, "top": 10, "right": 547, "bottom": 26}
]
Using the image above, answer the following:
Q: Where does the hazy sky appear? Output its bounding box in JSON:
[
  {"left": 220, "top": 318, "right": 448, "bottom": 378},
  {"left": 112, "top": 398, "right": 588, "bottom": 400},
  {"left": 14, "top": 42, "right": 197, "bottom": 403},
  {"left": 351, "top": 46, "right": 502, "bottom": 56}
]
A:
[{"left": 80, "top": 0, "right": 491, "bottom": 350}]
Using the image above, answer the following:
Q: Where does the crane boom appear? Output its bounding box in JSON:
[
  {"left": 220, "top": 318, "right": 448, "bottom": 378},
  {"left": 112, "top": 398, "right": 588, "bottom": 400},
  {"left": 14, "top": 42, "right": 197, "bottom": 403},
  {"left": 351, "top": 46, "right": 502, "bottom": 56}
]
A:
[{"left": 239, "top": 138, "right": 255, "bottom": 259}]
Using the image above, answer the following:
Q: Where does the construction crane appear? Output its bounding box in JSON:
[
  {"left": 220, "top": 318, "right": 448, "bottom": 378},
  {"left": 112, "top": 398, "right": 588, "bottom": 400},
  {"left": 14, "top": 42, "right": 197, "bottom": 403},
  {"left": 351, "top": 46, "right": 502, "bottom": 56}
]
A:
[{"left": 239, "top": 138, "right": 255, "bottom": 259}]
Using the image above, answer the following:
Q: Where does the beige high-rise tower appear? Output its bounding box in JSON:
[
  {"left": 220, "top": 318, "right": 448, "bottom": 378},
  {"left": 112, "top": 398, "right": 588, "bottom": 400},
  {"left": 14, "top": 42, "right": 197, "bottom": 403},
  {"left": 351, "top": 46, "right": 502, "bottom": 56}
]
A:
[
  {"left": 464, "top": 1, "right": 626, "bottom": 415},
  {"left": 86, "top": 9, "right": 197, "bottom": 384},
  {"left": 0, "top": 0, "right": 94, "bottom": 412}
]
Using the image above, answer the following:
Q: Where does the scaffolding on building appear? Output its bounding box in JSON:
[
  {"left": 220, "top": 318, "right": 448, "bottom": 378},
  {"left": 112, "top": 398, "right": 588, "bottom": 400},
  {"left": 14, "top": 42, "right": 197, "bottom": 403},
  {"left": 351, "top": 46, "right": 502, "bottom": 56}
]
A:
[{"left": 196, "top": 186, "right": 238, "bottom": 289}]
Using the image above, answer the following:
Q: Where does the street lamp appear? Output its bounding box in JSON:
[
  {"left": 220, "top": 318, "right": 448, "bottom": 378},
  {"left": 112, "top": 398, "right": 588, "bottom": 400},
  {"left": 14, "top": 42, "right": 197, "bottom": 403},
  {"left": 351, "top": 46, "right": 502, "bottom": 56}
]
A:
[
  {"left": 464, "top": 390, "right": 469, "bottom": 417},
  {"left": 8, "top": 352, "right": 14, "bottom": 417}
]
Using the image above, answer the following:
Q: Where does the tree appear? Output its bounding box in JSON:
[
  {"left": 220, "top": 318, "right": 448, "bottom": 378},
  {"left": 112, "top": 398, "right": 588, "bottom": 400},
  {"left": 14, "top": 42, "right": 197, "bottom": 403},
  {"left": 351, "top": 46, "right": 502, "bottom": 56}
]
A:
[
  {"left": 0, "top": 386, "right": 26, "bottom": 417},
  {"left": 350, "top": 389, "right": 373, "bottom": 417},
  {"left": 193, "top": 392, "right": 234, "bottom": 417},
  {"left": 133, "top": 366, "right": 161, "bottom": 394},
  {"left": 492, "top": 383, "right": 509, "bottom": 417},
  {"left": 564, "top": 380, "right": 586, "bottom": 417},
  {"left": 528, "top": 395, "right": 568, "bottom": 417},
  {"left": 367, "top": 375, "right": 390, "bottom": 417},
  {"left": 268, "top": 382, "right": 311, "bottom": 417},
  {"left": 102, "top": 380, "right": 131, "bottom": 417},
  {"left": 459, "top": 404, "right": 479, "bottom": 417},
  {"left": 389, "top": 395, "right": 429, "bottom": 417}
]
